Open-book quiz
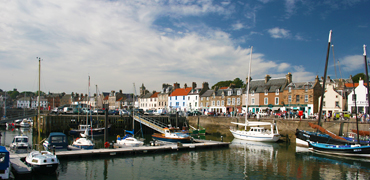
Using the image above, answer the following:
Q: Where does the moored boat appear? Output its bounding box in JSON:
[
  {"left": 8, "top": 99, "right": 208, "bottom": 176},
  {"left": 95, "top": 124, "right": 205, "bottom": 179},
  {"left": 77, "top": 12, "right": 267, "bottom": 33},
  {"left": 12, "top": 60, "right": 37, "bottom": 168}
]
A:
[
  {"left": 152, "top": 127, "right": 192, "bottom": 143},
  {"left": 43, "top": 132, "right": 68, "bottom": 151},
  {"left": 116, "top": 132, "right": 144, "bottom": 147},
  {"left": 10, "top": 135, "right": 31, "bottom": 152},
  {"left": 0, "top": 146, "right": 10, "bottom": 179},
  {"left": 230, "top": 121, "right": 281, "bottom": 142},
  {"left": 25, "top": 150, "right": 59, "bottom": 174},
  {"left": 69, "top": 124, "right": 111, "bottom": 136},
  {"left": 308, "top": 141, "right": 370, "bottom": 158}
]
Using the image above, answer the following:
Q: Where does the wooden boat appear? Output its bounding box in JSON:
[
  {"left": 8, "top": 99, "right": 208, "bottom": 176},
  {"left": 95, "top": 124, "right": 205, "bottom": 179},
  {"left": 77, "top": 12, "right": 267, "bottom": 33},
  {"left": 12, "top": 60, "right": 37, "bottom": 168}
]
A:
[
  {"left": 230, "top": 121, "right": 281, "bottom": 142},
  {"left": 308, "top": 141, "right": 370, "bottom": 158},
  {"left": 0, "top": 146, "right": 10, "bottom": 179},
  {"left": 152, "top": 127, "right": 192, "bottom": 143},
  {"left": 351, "top": 129, "right": 370, "bottom": 136}
]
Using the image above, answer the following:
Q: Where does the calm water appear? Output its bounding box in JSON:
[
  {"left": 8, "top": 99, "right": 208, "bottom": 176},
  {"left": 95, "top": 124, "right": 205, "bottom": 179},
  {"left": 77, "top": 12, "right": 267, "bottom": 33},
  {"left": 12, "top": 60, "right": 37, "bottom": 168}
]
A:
[{"left": 2, "top": 127, "right": 370, "bottom": 180}]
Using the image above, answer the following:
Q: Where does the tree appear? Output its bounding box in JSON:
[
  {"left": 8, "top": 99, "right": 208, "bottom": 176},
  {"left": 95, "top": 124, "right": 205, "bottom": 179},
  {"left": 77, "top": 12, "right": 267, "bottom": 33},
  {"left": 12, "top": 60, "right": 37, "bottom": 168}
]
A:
[
  {"left": 352, "top": 73, "right": 366, "bottom": 83},
  {"left": 212, "top": 78, "right": 245, "bottom": 89}
]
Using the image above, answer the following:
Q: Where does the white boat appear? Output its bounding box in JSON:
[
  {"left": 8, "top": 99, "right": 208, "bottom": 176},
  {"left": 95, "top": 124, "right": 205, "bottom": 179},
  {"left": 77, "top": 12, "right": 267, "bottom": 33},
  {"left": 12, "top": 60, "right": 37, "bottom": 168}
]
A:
[
  {"left": 10, "top": 135, "right": 31, "bottom": 151},
  {"left": 25, "top": 150, "right": 59, "bottom": 173},
  {"left": 72, "top": 128, "right": 94, "bottom": 149},
  {"left": 19, "top": 119, "right": 31, "bottom": 127},
  {"left": 116, "top": 131, "right": 144, "bottom": 147},
  {"left": 25, "top": 58, "right": 60, "bottom": 174},
  {"left": 230, "top": 121, "right": 281, "bottom": 142}
]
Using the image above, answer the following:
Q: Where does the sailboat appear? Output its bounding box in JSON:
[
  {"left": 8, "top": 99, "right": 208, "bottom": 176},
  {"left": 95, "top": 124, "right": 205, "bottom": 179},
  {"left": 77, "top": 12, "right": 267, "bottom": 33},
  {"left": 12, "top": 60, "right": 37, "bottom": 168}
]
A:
[
  {"left": 229, "top": 46, "right": 281, "bottom": 142},
  {"left": 308, "top": 34, "right": 370, "bottom": 157},
  {"left": 116, "top": 84, "right": 144, "bottom": 147},
  {"left": 72, "top": 76, "right": 94, "bottom": 149},
  {"left": 25, "top": 57, "right": 59, "bottom": 174}
]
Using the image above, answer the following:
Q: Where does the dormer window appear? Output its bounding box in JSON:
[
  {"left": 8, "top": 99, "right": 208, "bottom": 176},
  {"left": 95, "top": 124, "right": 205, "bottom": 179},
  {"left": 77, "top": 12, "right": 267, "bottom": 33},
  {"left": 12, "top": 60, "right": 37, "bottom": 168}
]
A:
[
  {"left": 264, "top": 89, "right": 268, "bottom": 95},
  {"left": 305, "top": 86, "right": 308, "bottom": 92},
  {"left": 275, "top": 89, "right": 279, "bottom": 95},
  {"left": 228, "top": 91, "right": 232, "bottom": 96},
  {"left": 288, "top": 87, "right": 292, "bottom": 93},
  {"left": 251, "top": 90, "right": 255, "bottom": 96},
  {"left": 237, "top": 90, "right": 241, "bottom": 95}
]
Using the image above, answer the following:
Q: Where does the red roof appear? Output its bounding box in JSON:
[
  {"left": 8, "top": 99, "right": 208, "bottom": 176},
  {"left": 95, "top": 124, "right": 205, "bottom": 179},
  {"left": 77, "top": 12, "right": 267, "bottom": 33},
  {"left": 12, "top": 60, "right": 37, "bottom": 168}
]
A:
[
  {"left": 345, "top": 82, "right": 368, "bottom": 88},
  {"left": 220, "top": 87, "right": 228, "bottom": 89},
  {"left": 150, "top": 92, "right": 160, "bottom": 98},
  {"left": 170, "top": 87, "right": 192, "bottom": 96},
  {"left": 103, "top": 96, "right": 109, "bottom": 100}
]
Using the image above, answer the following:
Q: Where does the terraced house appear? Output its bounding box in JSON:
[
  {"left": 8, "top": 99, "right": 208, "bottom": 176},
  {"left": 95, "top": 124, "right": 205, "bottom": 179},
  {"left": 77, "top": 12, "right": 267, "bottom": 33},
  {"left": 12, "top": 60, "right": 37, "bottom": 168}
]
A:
[{"left": 168, "top": 83, "right": 192, "bottom": 112}]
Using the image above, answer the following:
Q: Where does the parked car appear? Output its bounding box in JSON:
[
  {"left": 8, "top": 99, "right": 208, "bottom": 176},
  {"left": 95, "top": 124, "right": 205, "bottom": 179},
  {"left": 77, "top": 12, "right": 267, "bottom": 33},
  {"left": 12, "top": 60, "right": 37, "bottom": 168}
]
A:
[
  {"left": 186, "top": 111, "right": 202, "bottom": 116},
  {"left": 93, "top": 109, "right": 105, "bottom": 115},
  {"left": 144, "top": 110, "right": 154, "bottom": 115},
  {"left": 108, "top": 110, "right": 119, "bottom": 115},
  {"left": 119, "top": 109, "right": 129, "bottom": 115},
  {"left": 334, "top": 111, "right": 351, "bottom": 120}
]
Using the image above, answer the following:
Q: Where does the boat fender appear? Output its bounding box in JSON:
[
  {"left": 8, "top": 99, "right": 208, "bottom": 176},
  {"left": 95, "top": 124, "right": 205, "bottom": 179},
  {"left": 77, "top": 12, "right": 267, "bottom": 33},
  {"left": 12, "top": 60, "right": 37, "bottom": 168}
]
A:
[
  {"left": 104, "top": 142, "right": 110, "bottom": 148},
  {"left": 117, "top": 135, "right": 121, "bottom": 140},
  {"left": 76, "top": 137, "right": 80, "bottom": 140}
]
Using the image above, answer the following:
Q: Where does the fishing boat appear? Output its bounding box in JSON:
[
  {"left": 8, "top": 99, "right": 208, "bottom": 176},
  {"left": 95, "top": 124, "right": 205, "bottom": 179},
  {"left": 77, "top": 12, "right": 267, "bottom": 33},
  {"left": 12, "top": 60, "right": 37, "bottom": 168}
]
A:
[
  {"left": 10, "top": 135, "right": 31, "bottom": 151},
  {"left": 69, "top": 124, "right": 111, "bottom": 136},
  {"left": 25, "top": 150, "right": 59, "bottom": 173},
  {"left": 307, "top": 33, "right": 370, "bottom": 158},
  {"left": 0, "top": 146, "right": 10, "bottom": 179},
  {"left": 152, "top": 127, "right": 192, "bottom": 143},
  {"left": 25, "top": 57, "right": 60, "bottom": 174},
  {"left": 116, "top": 130, "right": 144, "bottom": 147}
]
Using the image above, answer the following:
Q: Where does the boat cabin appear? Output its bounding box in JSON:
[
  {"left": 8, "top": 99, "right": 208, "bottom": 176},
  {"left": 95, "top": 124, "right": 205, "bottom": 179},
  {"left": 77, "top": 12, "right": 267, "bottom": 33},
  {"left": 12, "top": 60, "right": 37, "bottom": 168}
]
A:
[
  {"left": 0, "top": 146, "right": 10, "bottom": 179},
  {"left": 44, "top": 132, "right": 68, "bottom": 150}
]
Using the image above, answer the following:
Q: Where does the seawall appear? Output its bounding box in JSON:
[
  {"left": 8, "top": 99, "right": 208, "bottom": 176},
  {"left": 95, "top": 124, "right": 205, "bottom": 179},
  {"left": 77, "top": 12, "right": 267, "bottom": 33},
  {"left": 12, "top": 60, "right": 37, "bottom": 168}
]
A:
[{"left": 187, "top": 116, "right": 370, "bottom": 143}]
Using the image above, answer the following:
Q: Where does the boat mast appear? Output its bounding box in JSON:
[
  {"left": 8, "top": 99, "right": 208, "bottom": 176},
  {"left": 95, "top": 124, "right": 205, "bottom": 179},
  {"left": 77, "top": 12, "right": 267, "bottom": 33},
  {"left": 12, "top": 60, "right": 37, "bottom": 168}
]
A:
[
  {"left": 245, "top": 46, "right": 253, "bottom": 130},
  {"left": 363, "top": 45, "right": 370, "bottom": 117},
  {"left": 352, "top": 79, "right": 360, "bottom": 144},
  {"left": 37, "top": 57, "right": 41, "bottom": 151},
  {"left": 317, "top": 30, "right": 332, "bottom": 127}
]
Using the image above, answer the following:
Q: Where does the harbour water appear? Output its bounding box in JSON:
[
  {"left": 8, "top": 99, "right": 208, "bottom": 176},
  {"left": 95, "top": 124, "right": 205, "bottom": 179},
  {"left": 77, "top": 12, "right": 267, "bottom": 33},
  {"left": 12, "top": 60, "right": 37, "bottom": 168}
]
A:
[{"left": 2, "top": 127, "right": 370, "bottom": 180}]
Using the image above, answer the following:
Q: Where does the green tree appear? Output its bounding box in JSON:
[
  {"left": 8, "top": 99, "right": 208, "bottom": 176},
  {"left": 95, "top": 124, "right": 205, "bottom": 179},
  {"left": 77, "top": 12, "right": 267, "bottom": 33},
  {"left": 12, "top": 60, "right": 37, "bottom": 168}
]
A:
[
  {"left": 352, "top": 73, "right": 366, "bottom": 83},
  {"left": 9, "top": 90, "right": 19, "bottom": 99},
  {"left": 212, "top": 78, "right": 245, "bottom": 89}
]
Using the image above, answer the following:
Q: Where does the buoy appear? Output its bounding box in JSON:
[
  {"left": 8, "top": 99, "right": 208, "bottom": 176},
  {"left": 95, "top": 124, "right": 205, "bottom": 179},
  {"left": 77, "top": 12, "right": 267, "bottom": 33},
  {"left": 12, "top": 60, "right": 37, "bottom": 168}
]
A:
[{"left": 104, "top": 142, "right": 110, "bottom": 148}]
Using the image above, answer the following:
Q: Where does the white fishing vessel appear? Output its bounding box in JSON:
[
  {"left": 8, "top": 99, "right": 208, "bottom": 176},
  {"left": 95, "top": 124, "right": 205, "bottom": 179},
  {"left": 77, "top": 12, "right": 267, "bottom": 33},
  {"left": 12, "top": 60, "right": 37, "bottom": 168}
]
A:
[{"left": 229, "top": 46, "right": 281, "bottom": 142}]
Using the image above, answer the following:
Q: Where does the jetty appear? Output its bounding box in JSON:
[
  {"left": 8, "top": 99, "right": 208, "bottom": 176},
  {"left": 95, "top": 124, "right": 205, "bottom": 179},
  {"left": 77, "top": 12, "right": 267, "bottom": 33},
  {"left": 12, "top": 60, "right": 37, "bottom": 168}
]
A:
[{"left": 9, "top": 139, "right": 229, "bottom": 174}]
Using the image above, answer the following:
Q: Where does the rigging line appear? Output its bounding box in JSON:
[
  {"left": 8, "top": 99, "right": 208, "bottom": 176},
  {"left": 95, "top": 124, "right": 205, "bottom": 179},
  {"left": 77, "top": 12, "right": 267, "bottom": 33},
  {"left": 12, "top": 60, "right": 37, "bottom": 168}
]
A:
[{"left": 331, "top": 45, "right": 338, "bottom": 79}]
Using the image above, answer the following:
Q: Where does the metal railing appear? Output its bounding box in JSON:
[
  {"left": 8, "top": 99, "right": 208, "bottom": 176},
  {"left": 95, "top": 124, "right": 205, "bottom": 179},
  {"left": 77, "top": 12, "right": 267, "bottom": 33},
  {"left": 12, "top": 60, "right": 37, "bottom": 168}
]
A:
[{"left": 133, "top": 115, "right": 167, "bottom": 134}]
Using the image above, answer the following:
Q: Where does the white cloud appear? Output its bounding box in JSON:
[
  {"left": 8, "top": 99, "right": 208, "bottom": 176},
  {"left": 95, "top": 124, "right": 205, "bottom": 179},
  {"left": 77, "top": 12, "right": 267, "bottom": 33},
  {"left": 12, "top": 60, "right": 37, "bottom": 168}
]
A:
[
  {"left": 0, "top": 0, "right": 309, "bottom": 94},
  {"left": 267, "top": 27, "right": 291, "bottom": 39},
  {"left": 232, "top": 22, "right": 244, "bottom": 30},
  {"left": 339, "top": 55, "right": 364, "bottom": 72}
]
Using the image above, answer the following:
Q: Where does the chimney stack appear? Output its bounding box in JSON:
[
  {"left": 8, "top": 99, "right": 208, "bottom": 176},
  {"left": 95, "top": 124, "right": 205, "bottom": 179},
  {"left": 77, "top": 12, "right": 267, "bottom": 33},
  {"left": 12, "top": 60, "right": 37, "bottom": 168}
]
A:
[
  {"left": 173, "top": 82, "right": 180, "bottom": 90},
  {"left": 265, "top": 74, "right": 271, "bottom": 83},
  {"left": 286, "top": 72, "right": 292, "bottom": 83},
  {"left": 202, "top": 82, "right": 209, "bottom": 90},
  {"left": 192, "top": 82, "right": 197, "bottom": 89},
  {"left": 184, "top": 83, "right": 187, "bottom": 89}
]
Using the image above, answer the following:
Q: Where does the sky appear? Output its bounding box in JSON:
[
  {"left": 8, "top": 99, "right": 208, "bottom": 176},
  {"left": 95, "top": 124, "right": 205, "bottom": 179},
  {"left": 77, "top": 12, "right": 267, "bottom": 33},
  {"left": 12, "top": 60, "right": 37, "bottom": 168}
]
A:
[{"left": 1, "top": 0, "right": 369, "bottom": 95}]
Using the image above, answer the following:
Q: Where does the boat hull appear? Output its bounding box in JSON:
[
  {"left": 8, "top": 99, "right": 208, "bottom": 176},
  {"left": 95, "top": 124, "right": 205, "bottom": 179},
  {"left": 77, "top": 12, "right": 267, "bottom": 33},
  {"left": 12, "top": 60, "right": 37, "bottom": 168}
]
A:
[
  {"left": 309, "top": 142, "right": 370, "bottom": 157},
  {"left": 230, "top": 129, "right": 280, "bottom": 142},
  {"left": 72, "top": 144, "right": 94, "bottom": 149},
  {"left": 25, "top": 162, "right": 59, "bottom": 174},
  {"left": 295, "top": 129, "right": 353, "bottom": 146},
  {"left": 152, "top": 134, "right": 192, "bottom": 143},
  {"left": 69, "top": 127, "right": 109, "bottom": 136}
]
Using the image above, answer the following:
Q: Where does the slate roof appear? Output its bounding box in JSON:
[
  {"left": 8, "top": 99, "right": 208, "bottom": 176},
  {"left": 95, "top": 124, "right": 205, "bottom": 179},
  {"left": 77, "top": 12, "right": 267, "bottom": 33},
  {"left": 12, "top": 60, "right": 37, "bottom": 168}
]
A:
[
  {"left": 287, "top": 81, "right": 315, "bottom": 90},
  {"left": 247, "top": 78, "right": 288, "bottom": 93},
  {"left": 188, "top": 88, "right": 202, "bottom": 95},
  {"left": 200, "top": 90, "right": 214, "bottom": 97}
]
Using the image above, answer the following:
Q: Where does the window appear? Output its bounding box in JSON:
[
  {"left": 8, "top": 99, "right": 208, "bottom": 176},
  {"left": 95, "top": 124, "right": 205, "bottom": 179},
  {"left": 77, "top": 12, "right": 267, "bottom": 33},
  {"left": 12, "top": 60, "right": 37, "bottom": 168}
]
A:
[
  {"left": 305, "top": 86, "right": 308, "bottom": 92},
  {"left": 201, "top": 97, "right": 203, "bottom": 101},
  {"left": 200, "top": 102, "right": 203, "bottom": 107},
  {"left": 206, "top": 97, "right": 209, "bottom": 100},
  {"left": 251, "top": 90, "right": 255, "bottom": 96},
  {"left": 264, "top": 98, "right": 268, "bottom": 105},
  {"left": 183, "top": 102, "right": 185, "bottom": 106},
  {"left": 196, "top": 96, "right": 197, "bottom": 100},
  {"left": 213, "top": 94, "right": 215, "bottom": 98},
  {"left": 188, "top": 96, "right": 190, "bottom": 100},
  {"left": 352, "top": 94, "right": 356, "bottom": 102},
  {"left": 251, "top": 98, "right": 255, "bottom": 105},
  {"left": 227, "top": 98, "right": 231, "bottom": 105},
  {"left": 237, "top": 90, "right": 241, "bottom": 95},
  {"left": 176, "top": 102, "right": 179, "bottom": 106},
  {"left": 323, "top": 101, "right": 326, "bottom": 107},
  {"left": 212, "top": 101, "right": 215, "bottom": 106},
  {"left": 195, "top": 102, "right": 197, "bottom": 107},
  {"left": 217, "top": 100, "right": 220, "bottom": 106},
  {"left": 237, "top": 98, "right": 240, "bottom": 105},
  {"left": 175, "top": 96, "right": 177, "bottom": 100},
  {"left": 221, "top": 100, "right": 224, "bottom": 106},
  {"left": 296, "top": 95, "right": 300, "bottom": 103},
  {"left": 232, "top": 98, "right": 235, "bottom": 105},
  {"left": 265, "top": 89, "right": 268, "bottom": 95},
  {"left": 170, "top": 102, "right": 172, "bottom": 106},
  {"left": 305, "top": 95, "right": 308, "bottom": 102},
  {"left": 228, "top": 91, "right": 232, "bottom": 96},
  {"left": 335, "top": 101, "right": 339, "bottom": 107},
  {"left": 275, "top": 89, "right": 279, "bottom": 95},
  {"left": 183, "top": 96, "right": 185, "bottom": 100},
  {"left": 275, "top": 97, "right": 279, "bottom": 105},
  {"left": 206, "top": 102, "right": 209, "bottom": 107},
  {"left": 288, "top": 87, "right": 292, "bottom": 93}
]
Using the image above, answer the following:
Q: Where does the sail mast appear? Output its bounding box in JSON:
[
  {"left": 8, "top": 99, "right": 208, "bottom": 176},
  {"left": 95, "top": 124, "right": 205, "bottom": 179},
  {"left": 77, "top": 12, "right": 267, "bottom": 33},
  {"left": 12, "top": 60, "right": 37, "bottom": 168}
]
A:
[
  {"left": 37, "top": 57, "right": 41, "bottom": 151},
  {"left": 363, "top": 45, "right": 370, "bottom": 116},
  {"left": 245, "top": 46, "right": 253, "bottom": 130},
  {"left": 317, "top": 30, "right": 332, "bottom": 127}
]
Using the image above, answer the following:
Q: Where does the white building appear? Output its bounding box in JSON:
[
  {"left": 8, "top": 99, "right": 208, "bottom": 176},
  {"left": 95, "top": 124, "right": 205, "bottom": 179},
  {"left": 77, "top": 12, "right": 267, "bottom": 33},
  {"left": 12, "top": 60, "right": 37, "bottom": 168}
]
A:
[
  {"left": 348, "top": 79, "right": 368, "bottom": 114},
  {"left": 17, "top": 97, "right": 31, "bottom": 109},
  {"left": 319, "top": 84, "right": 346, "bottom": 116},
  {"left": 31, "top": 96, "right": 48, "bottom": 109}
]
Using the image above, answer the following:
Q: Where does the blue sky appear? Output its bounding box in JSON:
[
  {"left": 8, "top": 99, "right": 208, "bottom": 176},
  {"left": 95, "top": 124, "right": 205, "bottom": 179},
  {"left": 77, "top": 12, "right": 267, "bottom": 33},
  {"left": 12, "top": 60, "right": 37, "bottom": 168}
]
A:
[{"left": 1, "top": 0, "right": 369, "bottom": 94}]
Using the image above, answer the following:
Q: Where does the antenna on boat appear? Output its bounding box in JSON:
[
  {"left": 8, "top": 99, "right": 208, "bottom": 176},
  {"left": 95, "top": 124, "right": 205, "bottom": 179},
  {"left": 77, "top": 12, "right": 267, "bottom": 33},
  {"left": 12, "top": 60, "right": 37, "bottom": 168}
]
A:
[
  {"left": 317, "top": 30, "right": 332, "bottom": 128},
  {"left": 245, "top": 46, "right": 253, "bottom": 130}
]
